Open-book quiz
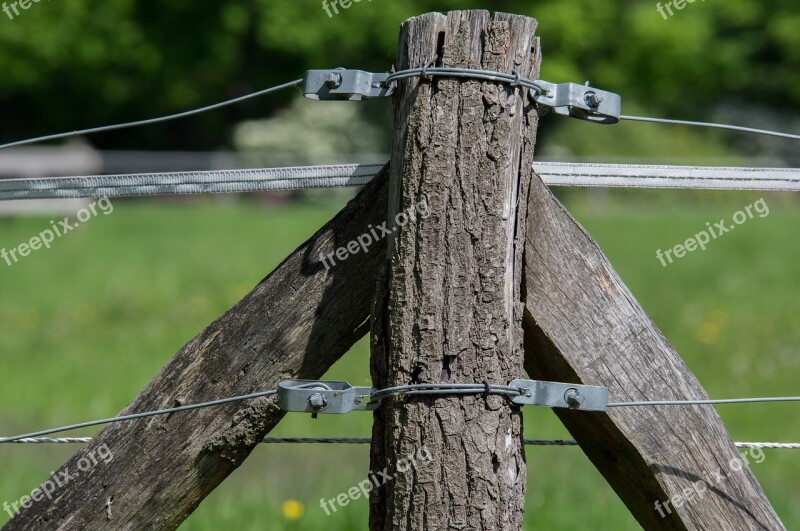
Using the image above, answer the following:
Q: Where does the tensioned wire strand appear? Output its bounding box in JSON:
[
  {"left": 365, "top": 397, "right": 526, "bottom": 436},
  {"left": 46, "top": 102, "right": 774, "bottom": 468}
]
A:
[
  {"left": 3, "top": 162, "right": 800, "bottom": 201},
  {"left": 607, "top": 397, "right": 800, "bottom": 407},
  {"left": 8, "top": 437, "right": 800, "bottom": 449},
  {"left": 1, "top": 385, "right": 799, "bottom": 444},
  {"left": 385, "top": 66, "right": 544, "bottom": 94},
  {"left": 2, "top": 67, "right": 800, "bottom": 153},
  {"left": 0, "top": 164, "right": 385, "bottom": 200},
  {"left": 388, "top": 67, "right": 800, "bottom": 141},
  {"left": 0, "top": 390, "right": 277, "bottom": 443},
  {"left": 0, "top": 79, "right": 303, "bottom": 151},
  {"left": 620, "top": 115, "right": 800, "bottom": 141}
]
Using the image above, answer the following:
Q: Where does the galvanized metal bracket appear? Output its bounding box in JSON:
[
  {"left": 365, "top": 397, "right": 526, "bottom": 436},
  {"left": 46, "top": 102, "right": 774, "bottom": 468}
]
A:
[
  {"left": 509, "top": 379, "right": 609, "bottom": 412},
  {"left": 278, "top": 378, "right": 608, "bottom": 416},
  {"left": 278, "top": 380, "right": 378, "bottom": 417},
  {"left": 302, "top": 68, "right": 621, "bottom": 124},
  {"left": 303, "top": 69, "right": 394, "bottom": 101},
  {"left": 532, "top": 81, "right": 622, "bottom": 124}
]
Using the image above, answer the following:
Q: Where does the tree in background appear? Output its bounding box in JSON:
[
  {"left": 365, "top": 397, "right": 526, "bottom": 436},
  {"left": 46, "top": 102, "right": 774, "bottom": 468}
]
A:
[{"left": 0, "top": 0, "right": 798, "bottom": 155}]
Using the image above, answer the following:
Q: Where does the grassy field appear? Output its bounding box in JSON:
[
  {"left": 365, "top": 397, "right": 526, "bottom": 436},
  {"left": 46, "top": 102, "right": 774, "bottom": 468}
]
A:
[{"left": 0, "top": 190, "right": 798, "bottom": 530}]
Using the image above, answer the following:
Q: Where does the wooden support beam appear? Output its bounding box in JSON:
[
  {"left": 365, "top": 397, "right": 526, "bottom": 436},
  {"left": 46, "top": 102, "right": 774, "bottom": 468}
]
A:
[
  {"left": 4, "top": 167, "right": 390, "bottom": 531},
  {"left": 370, "top": 11, "right": 540, "bottom": 530},
  {"left": 522, "top": 173, "right": 785, "bottom": 530}
]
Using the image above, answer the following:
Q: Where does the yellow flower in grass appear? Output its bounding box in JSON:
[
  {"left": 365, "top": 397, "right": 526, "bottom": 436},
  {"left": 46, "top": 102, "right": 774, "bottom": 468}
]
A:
[
  {"left": 282, "top": 499, "right": 305, "bottom": 520},
  {"left": 694, "top": 310, "right": 728, "bottom": 346},
  {"left": 695, "top": 321, "right": 721, "bottom": 346}
]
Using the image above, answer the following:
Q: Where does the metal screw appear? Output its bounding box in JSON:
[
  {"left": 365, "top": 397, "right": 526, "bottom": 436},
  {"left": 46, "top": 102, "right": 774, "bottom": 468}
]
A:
[
  {"left": 308, "top": 393, "right": 328, "bottom": 419},
  {"left": 564, "top": 388, "right": 585, "bottom": 409},
  {"left": 323, "top": 72, "right": 342, "bottom": 89},
  {"left": 308, "top": 393, "right": 328, "bottom": 410},
  {"left": 584, "top": 90, "right": 604, "bottom": 107}
]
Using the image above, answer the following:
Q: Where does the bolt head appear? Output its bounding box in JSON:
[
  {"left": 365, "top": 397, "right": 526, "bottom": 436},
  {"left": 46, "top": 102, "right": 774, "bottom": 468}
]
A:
[
  {"left": 564, "top": 389, "right": 585, "bottom": 408},
  {"left": 584, "top": 91, "right": 604, "bottom": 107},
  {"left": 308, "top": 393, "right": 328, "bottom": 409},
  {"left": 323, "top": 73, "right": 342, "bottom": 89}
]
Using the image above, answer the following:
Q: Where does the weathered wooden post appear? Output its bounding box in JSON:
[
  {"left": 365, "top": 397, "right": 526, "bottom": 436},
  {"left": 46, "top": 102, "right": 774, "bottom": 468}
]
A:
[{"left": 370, "top": 11, "right": 540, "bottom": 530}]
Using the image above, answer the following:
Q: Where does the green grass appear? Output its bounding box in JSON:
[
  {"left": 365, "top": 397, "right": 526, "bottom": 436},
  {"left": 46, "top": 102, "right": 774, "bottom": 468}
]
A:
[{"left": 0, "top": 191, "right": 798, "bottom": 530}]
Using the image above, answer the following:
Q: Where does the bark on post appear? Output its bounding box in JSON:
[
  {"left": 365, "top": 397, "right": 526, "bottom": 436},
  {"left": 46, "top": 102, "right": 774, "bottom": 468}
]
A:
[
  {"left": 4, "top": 167, "right": 390, "bottom": 531},
  {"left": 370, "top": 11, "right": 540, "bottom": 530}
]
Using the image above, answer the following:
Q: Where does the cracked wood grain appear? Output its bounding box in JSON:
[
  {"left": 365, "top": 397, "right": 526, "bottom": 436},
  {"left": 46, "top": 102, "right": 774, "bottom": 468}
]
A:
[{"left": 370, "top": 11, "right": 541, "bottom": 530}]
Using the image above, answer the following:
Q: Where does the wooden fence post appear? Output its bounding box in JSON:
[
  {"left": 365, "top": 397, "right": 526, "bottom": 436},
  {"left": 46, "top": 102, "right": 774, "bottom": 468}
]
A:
[{"left": 370, "top": 11, "right": 540, "bottom": 530}]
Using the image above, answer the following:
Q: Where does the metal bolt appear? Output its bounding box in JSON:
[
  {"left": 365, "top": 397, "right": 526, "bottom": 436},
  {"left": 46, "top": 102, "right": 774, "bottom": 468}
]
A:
[
  {"left": 308, "top": 393, "right": 327, "bottom": 410},
  {"left": 584, "top": 91, "right": 604, "bottom": 107},
  {"left": 323, "top": 72, "right": 342, "bottom": 89},
  {"left": 564, "top": 388, "right": 585, "bottom": 408},
  {"left": 308, "top": 392, "right": 327, "bottom": 419}
]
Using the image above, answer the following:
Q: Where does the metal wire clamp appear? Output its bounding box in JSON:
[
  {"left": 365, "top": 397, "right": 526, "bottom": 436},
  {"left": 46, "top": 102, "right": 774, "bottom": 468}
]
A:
[
  {"left": 302, "top": 69, "right": 394, "bottom": 101},
  {"left": 509, "top": 379, "right": 609, "bottom": 412},
  {"left": 278, "top": 379, "right": 609, "bottom": 417},
  {"left": 533, "top": 81, "right": 622, "bottom": 124},
  {"left": 303, "top": 68, "right": 621, "bottom": 124},
  {"left": 278, "top": 380, "right": 379, "bottom": 417}
]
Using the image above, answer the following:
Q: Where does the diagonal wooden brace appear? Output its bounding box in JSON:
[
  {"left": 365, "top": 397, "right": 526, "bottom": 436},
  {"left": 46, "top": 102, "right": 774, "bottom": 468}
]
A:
[
  {"left": 522, "top": 172, "right": 784, "bottom": 530},
  {"left": 3, "top": 168, "right": 390, "bottom": 531}
]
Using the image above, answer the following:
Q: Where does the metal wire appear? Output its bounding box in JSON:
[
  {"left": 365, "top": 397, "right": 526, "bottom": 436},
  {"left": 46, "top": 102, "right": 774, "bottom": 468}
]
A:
[
  {"left": 608, "top": 397, "right": 800, "bottom": 407},
  {"left": 0, "top": 79, "right": 303, "bottom": 151},
  {"left": 620, "top": 115, "right": 800, "bottom": 141},
  {"left": 0, "top": 66, "right": 537, "bottom": 153},
  {"left": 2, "top": 66, "right": 799, "bottom": 154},
  {"left": 369, "top": 383, "right": 522, "bottom": 402},
  {"left": 4, "top": 162, "right": 800, "bottom": 201},
  {"left": 386, "top": 66, "right": 544, "bottom": 94},
  {"left": 1, "top": 387, "right": 799, "bottom": 444},
  {"left": 0, "top": 390, "right": 277, "bottom": 444},
  {"left": 0, "top": 164, "right": 384, "bottom": 201},
  {"left": 7, "top": 437, "right": 800, "bottom": 450},
  {"left": 262, "top": 439, "right": 800, "bottom": 449},
  {"left": 258, "top": 438, "right": 800, "bottom": 450},
  {"left": 535, "top": 162, "right": 800, "bottom": 192},
  {"left": 261, "top": 437, "right": 371, "bottom": 445}
]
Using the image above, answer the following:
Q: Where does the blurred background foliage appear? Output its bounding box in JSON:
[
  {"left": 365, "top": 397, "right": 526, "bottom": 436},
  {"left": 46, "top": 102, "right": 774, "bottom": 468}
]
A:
[{"left": 0, "top": 0, "right": 799, "bottom": 161}]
